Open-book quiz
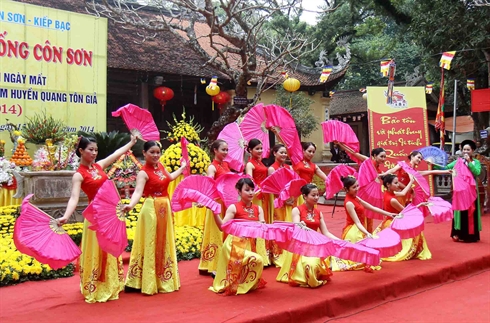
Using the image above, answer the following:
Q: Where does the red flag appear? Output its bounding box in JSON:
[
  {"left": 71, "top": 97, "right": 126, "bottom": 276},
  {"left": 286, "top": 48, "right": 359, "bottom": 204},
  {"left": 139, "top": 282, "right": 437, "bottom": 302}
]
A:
[
  {"left": 471, "top": 88, "right": 490, "bottom": 112},
  {"left": 435, "top": 68, "right": 445, "bottom": 149}
]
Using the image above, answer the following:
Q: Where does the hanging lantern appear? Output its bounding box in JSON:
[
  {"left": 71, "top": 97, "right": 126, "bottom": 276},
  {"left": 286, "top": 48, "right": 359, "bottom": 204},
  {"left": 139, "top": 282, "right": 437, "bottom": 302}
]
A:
[
  {"left": 283, "top": 77, "right": 301, "bottom": 92},
  {"left": 153, "top": 86, "right": 174, "bottom": 111},
  {"left": 206, "top": 76, "right": 220, "bottom": 110},
  {"left": 212, "top": 91, "right": 231, "bottom": 110}
]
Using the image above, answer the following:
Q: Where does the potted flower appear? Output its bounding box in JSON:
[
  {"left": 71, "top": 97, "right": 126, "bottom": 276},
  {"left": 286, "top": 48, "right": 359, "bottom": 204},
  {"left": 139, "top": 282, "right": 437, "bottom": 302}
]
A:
[
  {"left": 0, "top": 157, "right": 21, "bottom": 189},
  {"left": 21, "top": 110, "right": 67, "bottom": 145}
]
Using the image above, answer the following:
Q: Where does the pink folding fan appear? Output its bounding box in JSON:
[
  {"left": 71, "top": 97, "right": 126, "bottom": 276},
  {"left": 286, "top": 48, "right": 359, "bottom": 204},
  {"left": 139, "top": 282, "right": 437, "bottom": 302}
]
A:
[
  {"left": 321, "top": 120, "right": 360, "bottom": 163},
  {"left": 90, "top": 180, "right": 128, "bottom": 257},
  {"left": 261, "top": 168, "right": 306, "bottom": 207},
  {"left": 390, "top": 204, "right": 425, "bottom": 239},
  {"left": 398, "top": 161, "right": 430, "bottom": 204},
  {"left": 331, "top": 240, "right": 381, "bottom": 267},
  {"left": 217, "top": 122, "right": 247, "bottom": 172},
  {"left": 357, "top": 159, "right": 384, "bottom": 220},
  {"left": 221, "top": 219, "right": 275, "bottom": 241},
  {"left": 263, "top": 104, "right": 303, "bottom": 165},
  {"left": 171, "top": 175, "right": 222, "bottom": 215},
  {"left": 112, "top": 103, "right": 160, "bottom": 141},
  {"left": 239, "top": 103, "right": 270, "bottom": 159},
  {"left": 14, "top": 194, "right": 82, "bottom": 269},
  {"left": 452, "top": 158, "right": 477, "bottom": 211},
  {"left": 357, "top": 227, "right": 402, "bottom": 258},
  {"left": 215, "top": 173, "right": 252, "bottom": 208},
  {"left": 325, "top": 165, "right": 357, "bottom": 199},
  {"left": 424, "top": 196, "right": 453, "bottom": 224}
]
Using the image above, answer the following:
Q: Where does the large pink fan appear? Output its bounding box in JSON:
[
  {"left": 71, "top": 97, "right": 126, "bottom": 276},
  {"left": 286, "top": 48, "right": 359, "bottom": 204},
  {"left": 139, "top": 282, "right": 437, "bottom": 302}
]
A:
[
  {"left": 263, "top": 104, "right": 303, "bottom": 165},
  {"left": 398, "top": 161, "right": 430, "bottom": 204},
  {"left": 13, "top": 194, "right": 81, "bottom": 269},
  {"left": 112, "top": 103, "right": 159, "bottom": 141},
  {"left": 275, "top": 179, "right": 307, "bottom": 208},
  {"left": 217, "top": 122, "right": 247, "bottom": 172},
  {"left": 452, "top": 158, "right": 477, "bottom": 211},
  {"left": 239, "top": 103, "right": 270, "bottom": 158},
  {"left": 357, "top": 228, "right": 402, "bottom": 258},
  {"left": 424, "top": 196, "right": 453, "bottom": 224},
  {"left": 321, "top": 120, "right": 360, "bottom": 163},
  {"left": 171, "top": 175, "right": 222, "bottom": 214},
  {"left": 215, "top": 173, "right": 251, "bottom": 208},
  {"left": 90, "top": 180, "right": 128, "bottom": 257},
  {"left": 332, "top": 239, "right": 381, "bottom": 267},
  {"left": 261, "top": 168, "right": 306, "bottom": 207},
  {"left": 390, "top": 204, "right": 425, "bottom": 239},
  {"left": 357, "top": 159, "right": 384, "bottom": 220},
  {"left": 221, "top": 219, "right": 278, "bottom": 241},
  {"left": 325, "top": 165, "right": 358, "bottom": 199},
  {"left": 180, "top": 137, "right": 190, "bottom": 177},
  {"left": 270, "top": 222, "right": 337, "bottom": 258}
]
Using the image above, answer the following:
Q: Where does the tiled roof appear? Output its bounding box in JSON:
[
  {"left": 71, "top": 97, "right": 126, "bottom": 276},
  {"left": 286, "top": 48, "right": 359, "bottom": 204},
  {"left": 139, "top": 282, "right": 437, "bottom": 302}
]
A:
[{"left": 329, "top": 90, "right": 367, "bottom": 116}]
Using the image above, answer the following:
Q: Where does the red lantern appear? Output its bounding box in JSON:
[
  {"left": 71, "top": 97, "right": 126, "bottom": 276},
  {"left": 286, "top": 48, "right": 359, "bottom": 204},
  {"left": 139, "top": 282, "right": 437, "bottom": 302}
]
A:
[
  {"left": 212, "top": 91, "right": 231, "bottom": 109},
  {"left": 153, "top": 86, "right": 174, "bottom": 111}
]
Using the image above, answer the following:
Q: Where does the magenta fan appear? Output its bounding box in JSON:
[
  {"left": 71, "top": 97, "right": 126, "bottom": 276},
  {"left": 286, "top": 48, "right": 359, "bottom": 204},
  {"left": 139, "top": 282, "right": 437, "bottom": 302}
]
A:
[
  {"left": 222, "top": 219, "right": 275, "bottom": 241},
  {"left": 325, "top": 165, "right": 357, "bottom": 199},
  {"left": 275, "top": 179, "right": 307, "bottom": 208},
  {"left": 13, "top": 194, "right": 81, "bottom": 269},
  {"left": 270, "top": 222, "right": 337, "bottom": 258},
  {"left": 390, "top": 204, "right": 425, "bottom": 239},
  {"left": 171, "top": 175, "right": 222, "bottom": 214},
  {"left": 239, "top": 103, "right": 270, "bottom": 158},
  {"left": 321, "top": 120, "right": 360, "bottom": 163},
  {"left": 261, "top": 168, "right": 306, "bottom": 207},
  {"left": 452, "top": 158, "right": 477, "bottom": 211},
  {"left": 217, "top": 122, "right": 247, "bottom": 172},
  {"left": 398, "top": 161, "right": 430, "bottom": 198},
  {"left": 90, "top": 180, "right": 128, "bottom": 257},
  {"left": 357, "top": 159, "right": 383, "bottom": 220},
  {"left": 357, "top": 228, "right": 402, "bottom": 258},
  {"left": 261, "top": 168, "right": 299, "bottom": 195},
  {"left": 181, "top": 137, "right": 190, "bottom": 177},
  {"left": 263, "top": 104, "right": 303, "bottom": 164},
  {"left": 112, "top": 103, "right": 159, "bottom": 141},
  {"left": 424, "top": 196, "right": 453, "bottom": 224},
  {"left": 216, "top": 173, "right": 252, "bottom": 208},
  {"left": 331, "top": 240, "right": 380, "bottom": 267}
]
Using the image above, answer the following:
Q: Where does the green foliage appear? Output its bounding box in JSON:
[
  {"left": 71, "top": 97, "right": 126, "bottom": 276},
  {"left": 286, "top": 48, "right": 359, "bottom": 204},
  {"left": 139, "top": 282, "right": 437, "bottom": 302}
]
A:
[
  {"left": 273, "top": 86, "right": 318, "bottom": 138},
  {"left": 77, "top": 131, "right": 144, "bottom": 161},
  {"left": 21, "top": 110, "right": 67, "bottom": 144}
]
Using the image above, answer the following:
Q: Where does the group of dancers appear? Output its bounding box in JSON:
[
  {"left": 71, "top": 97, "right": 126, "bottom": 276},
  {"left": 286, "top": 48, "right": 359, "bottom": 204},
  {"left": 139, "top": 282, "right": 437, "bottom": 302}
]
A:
[{"left": 54, "top": 130, "right": 482, "bottom": 303}]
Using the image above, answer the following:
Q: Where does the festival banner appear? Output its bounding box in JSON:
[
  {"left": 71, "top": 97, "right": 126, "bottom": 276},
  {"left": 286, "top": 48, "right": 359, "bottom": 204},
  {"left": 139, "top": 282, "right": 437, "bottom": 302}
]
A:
[
  {"left": 0, "top": 2, "right": 107, "bottom": 143},
  {"left": 367, "top": 87, "right": 431, "bottom": 172}
]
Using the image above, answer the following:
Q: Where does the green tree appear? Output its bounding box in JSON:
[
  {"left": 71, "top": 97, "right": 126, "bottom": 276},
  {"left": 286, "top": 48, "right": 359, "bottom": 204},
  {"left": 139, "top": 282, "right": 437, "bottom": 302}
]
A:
[{"left": 273, "top": 86, "right": 318, "bottom": 137}]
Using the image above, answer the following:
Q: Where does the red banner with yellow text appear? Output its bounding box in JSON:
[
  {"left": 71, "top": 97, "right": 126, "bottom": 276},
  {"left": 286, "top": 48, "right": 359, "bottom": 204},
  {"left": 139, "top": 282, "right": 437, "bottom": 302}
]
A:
[{"left": 367, "top": 87, "right": 431, "bottom": 175}]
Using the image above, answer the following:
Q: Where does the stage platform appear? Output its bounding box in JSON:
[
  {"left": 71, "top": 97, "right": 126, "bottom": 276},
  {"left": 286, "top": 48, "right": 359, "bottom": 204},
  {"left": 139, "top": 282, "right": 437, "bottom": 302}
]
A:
[{"left": 1, "top": 207, "right": 489, "bottom": 323}]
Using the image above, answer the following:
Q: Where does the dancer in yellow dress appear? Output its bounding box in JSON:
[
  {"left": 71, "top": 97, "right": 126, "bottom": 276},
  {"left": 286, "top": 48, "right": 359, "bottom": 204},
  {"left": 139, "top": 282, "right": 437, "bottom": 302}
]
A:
[
  {"left": 58, "top": 135, "right": 137, "bottom": 303},
  {"left": 199, "top": 139, "right": 230, "bottom": 275},
  {"left": 210, "top": 178, "right": 267, "bottom": 295},
  {"left": 277, "top": 184, "right": 340, "bottom": 288},
  {"left": 267, "top": 144, "right": 296, "bottom": 266},
  {"left": 330, "top": 176, "right": 397, "bottom": 272},
  {"left": 244, "top": 138, "right": 271, "bottom": 266},
  {"left": 122, "top": 140, "right": 187, "bottom": 295},
  {"left": 374, "top": 174, "right": 432, "bottom": 261},
  {"left": 293, "top": 142, "right": 328, "bottom": 205}
]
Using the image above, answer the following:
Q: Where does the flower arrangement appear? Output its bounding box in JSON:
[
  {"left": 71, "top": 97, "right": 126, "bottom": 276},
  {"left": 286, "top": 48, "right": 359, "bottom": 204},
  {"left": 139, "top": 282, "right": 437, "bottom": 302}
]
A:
[
  {"left": 162, "top": 110, "right": 206, "bottom": 144},
  {"left": 0, "top": 157, "right": 21, "bottom": 188},
  {"left": 160, "top": 142, "right": 210, "bottom": 175},
  {"left": 31, "top": 135, "right": 80, "bottom": 171},
  {"left": 21, "top": 110, "right": 67, "bottom": 144},
  {"left": 107, "top": 152, "right": 142, "bottom": 190}
]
